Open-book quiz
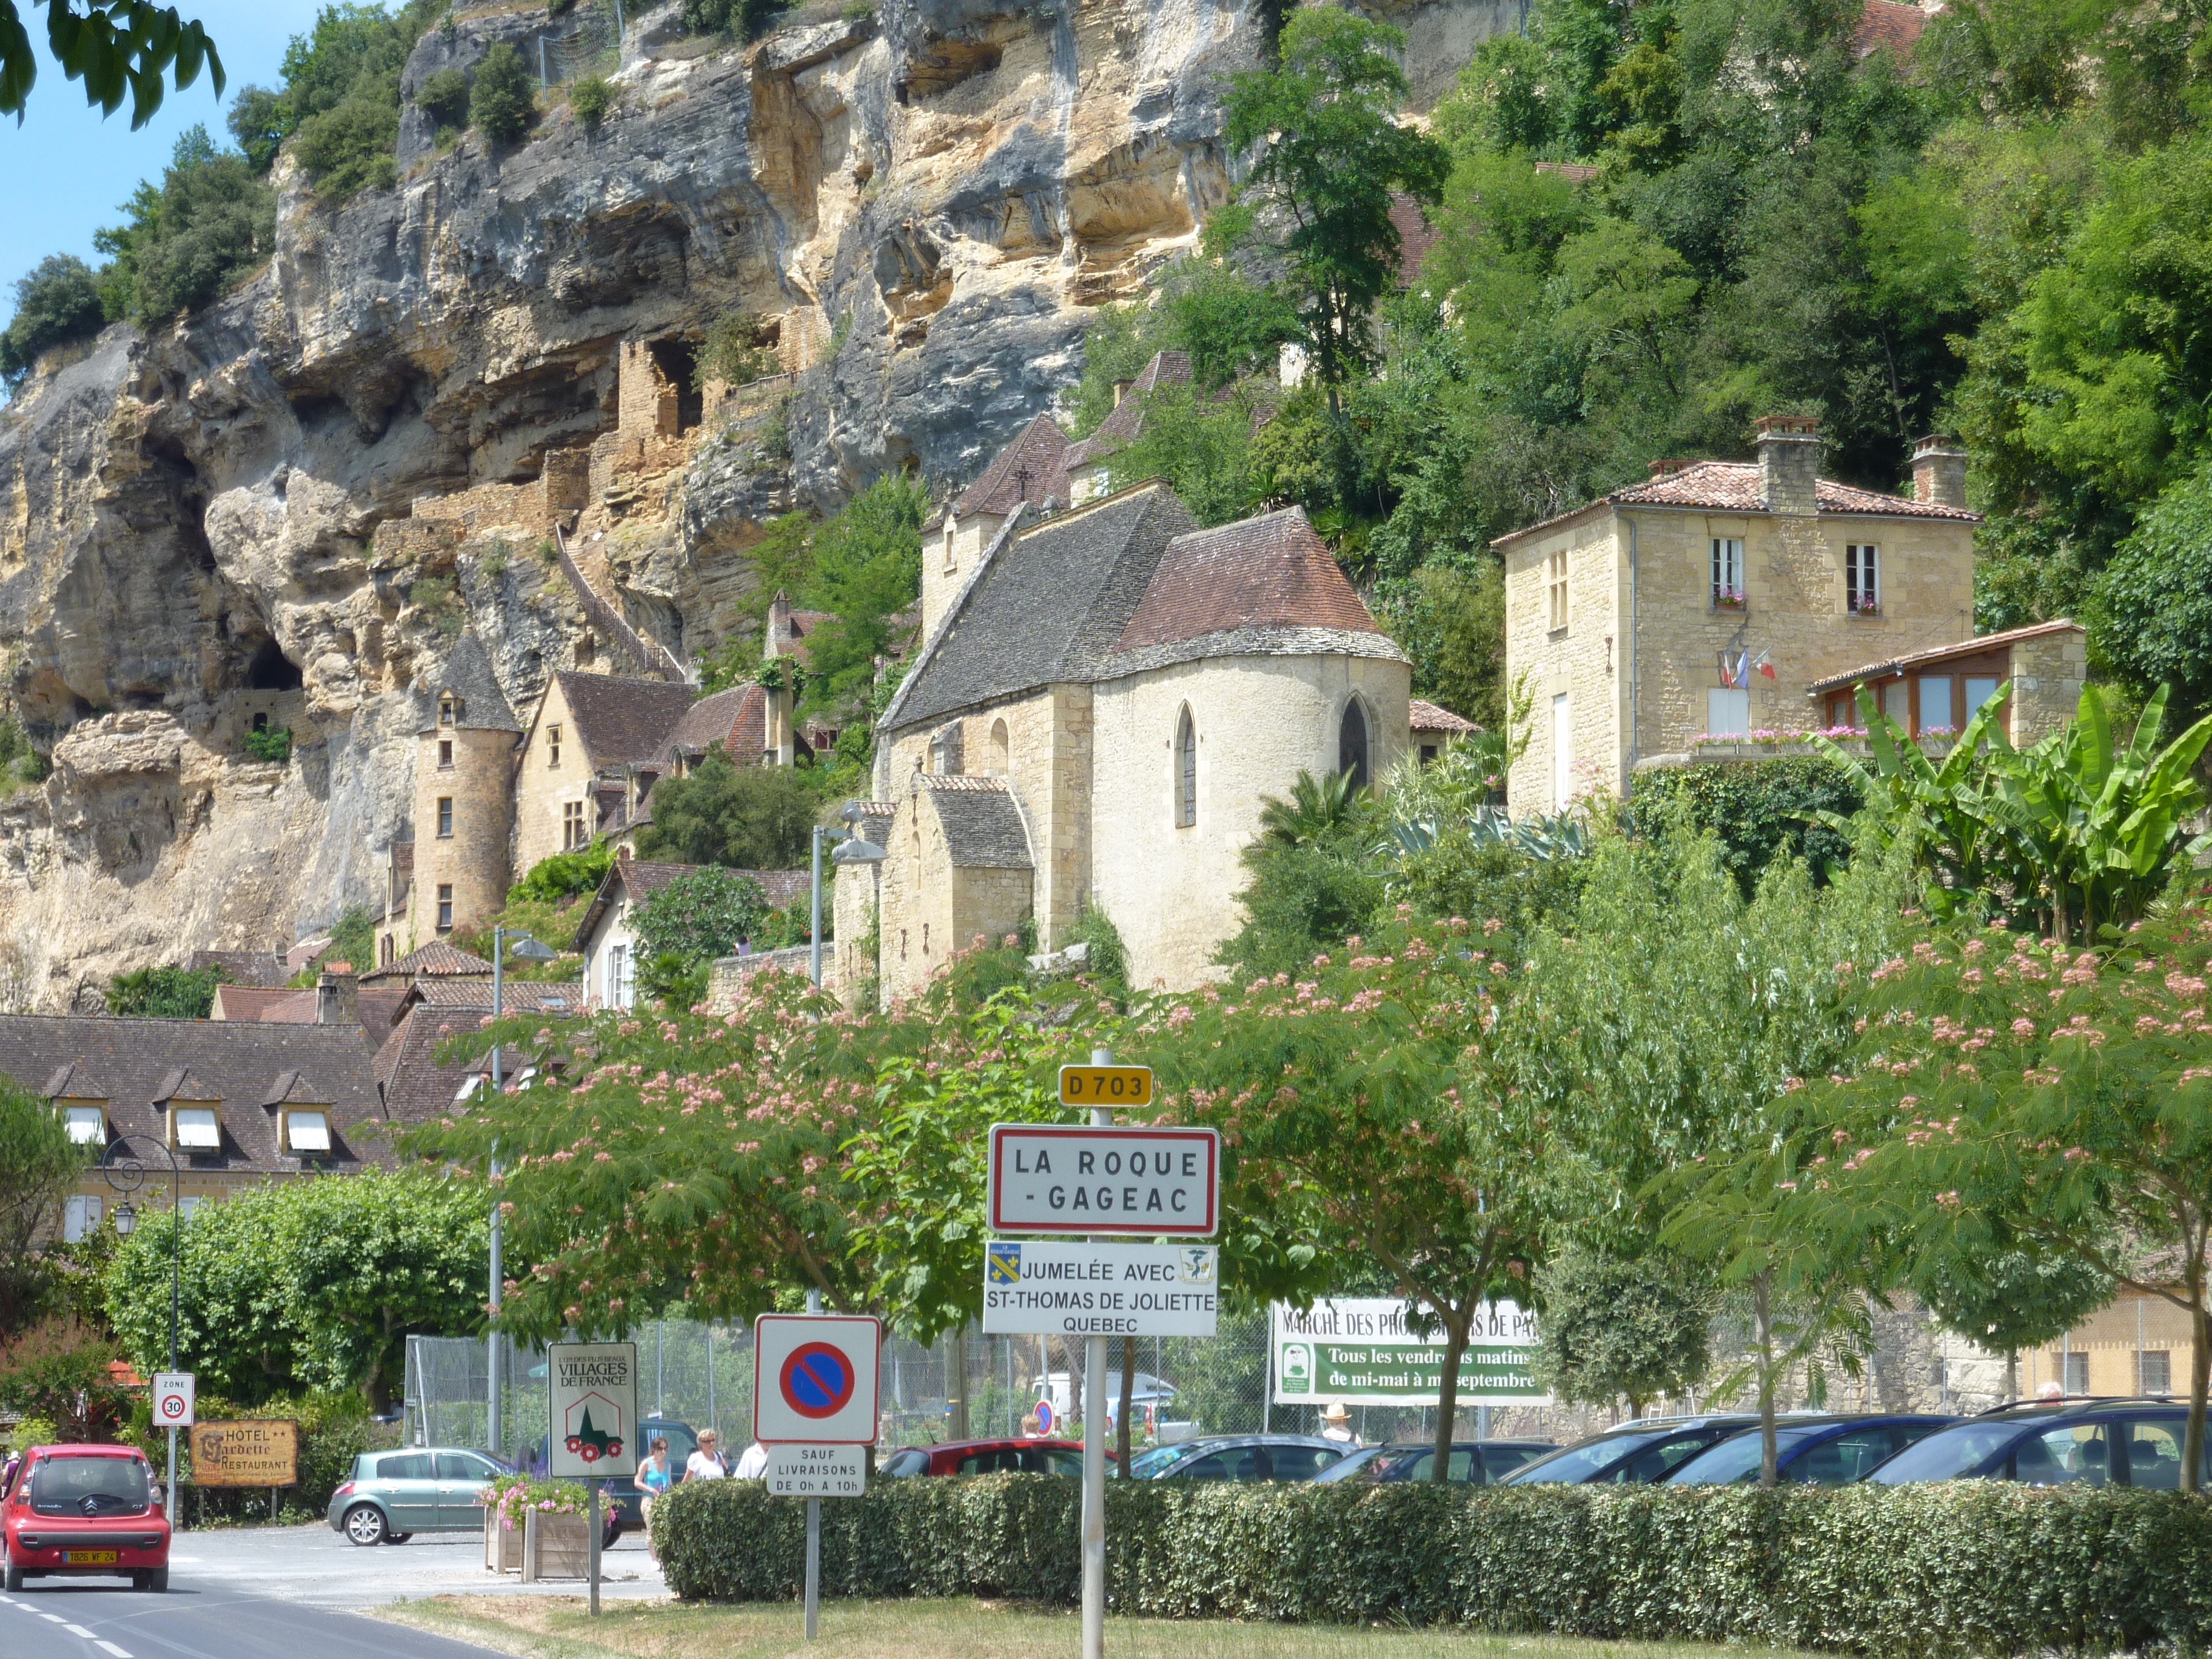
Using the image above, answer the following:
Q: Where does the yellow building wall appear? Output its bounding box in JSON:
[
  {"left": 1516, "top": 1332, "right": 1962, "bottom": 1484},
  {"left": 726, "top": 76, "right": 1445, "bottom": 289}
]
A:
[
  {"left": 513, "top": 679, "right": 600, "bottom": 876},
  {"left": 2021, "top": 1289, "right": 2197, "bottom": 1399},
  {"left": 411, "top": 724, "right": 515, "bottom": 943}
]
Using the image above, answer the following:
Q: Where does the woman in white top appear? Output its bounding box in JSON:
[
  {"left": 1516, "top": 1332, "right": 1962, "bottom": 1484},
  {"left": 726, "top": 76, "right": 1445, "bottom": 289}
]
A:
[{"left": 684, "top": 1429, "right": 729, "bottom": 1481}]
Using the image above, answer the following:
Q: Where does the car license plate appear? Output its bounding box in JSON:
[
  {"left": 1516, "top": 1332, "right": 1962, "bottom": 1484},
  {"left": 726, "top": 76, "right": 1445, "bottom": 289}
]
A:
[{"left": 62, "top": 1550, "right": 118, "bottom": 1564}]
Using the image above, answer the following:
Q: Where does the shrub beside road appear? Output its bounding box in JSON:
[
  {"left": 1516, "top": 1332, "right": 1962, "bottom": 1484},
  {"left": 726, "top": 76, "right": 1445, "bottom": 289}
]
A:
[{"left": 655, "top": 1475, "right": 2212, "bottom": 1655}]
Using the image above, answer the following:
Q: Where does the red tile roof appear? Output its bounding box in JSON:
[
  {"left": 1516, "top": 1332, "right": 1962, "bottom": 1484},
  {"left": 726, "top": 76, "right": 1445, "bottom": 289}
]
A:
[
  {"left": 953, "top": 412, "right": 1075, "bottom": 519},
  {"left": 1855, "top": 0, "right": 1929, "bottom": 59},
  {"left": 1113, "top": 507, "right": 1383, "bottom": 652},
  {"left": 209, "top": 985, "right": 303, "bottom": 1022},
  {"left": 657, "top": 683, "right": 769, "bottom": 767},
  {"left": 1409, "top": 699, "right": 1478, "bottom": 735},
  {"left": 1497, "top": 458, "right": 1981, "bottom": 546},
  {"left": 358, "top": 940, "right": 495, "bottom": 983}
]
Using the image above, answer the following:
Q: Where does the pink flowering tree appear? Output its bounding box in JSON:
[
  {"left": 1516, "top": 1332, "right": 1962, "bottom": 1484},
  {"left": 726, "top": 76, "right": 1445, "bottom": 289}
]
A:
[
  {"left": 1144, "top": 908, "right": 1560, "bottom": 1484},
  {"left": 1801, "top": 905, "right": 2212, "bottom": 1489}
]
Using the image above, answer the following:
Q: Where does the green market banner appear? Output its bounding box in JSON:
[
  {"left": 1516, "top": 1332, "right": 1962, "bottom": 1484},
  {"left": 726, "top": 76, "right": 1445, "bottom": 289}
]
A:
[{"left": 1271, "top": 1298, "right": 1548, "bottom": 1406}]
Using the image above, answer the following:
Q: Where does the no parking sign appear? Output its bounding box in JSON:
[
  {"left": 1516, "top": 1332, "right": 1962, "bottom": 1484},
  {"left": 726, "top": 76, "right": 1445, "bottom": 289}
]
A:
[{"left": 752, "top": 1315, "right": 881, "bottom": 1445}]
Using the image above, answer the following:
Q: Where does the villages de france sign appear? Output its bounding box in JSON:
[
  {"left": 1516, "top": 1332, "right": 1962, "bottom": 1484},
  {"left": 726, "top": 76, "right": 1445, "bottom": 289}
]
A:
[
  {"left": 1271, "top": 1298, "right": 1549, "bottom": 1406},
  {"left": 548, "top": 1341, "right": 638, "bottom": 1478}
]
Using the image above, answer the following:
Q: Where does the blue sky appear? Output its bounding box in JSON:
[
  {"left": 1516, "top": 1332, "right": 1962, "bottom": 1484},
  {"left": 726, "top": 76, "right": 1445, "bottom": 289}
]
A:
[{"left": 2, "top": 0, "right": 330, "bottom": 304}]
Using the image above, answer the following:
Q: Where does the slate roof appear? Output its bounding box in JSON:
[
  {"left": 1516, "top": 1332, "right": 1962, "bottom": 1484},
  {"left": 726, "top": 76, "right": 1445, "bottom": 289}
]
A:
[
  {"left": 1804, "top": 620, "right": 2085, "bottom": 695},
  {"left": 1112, "top": 508, "right": 1384, "bottom": 653},
  {"left": 883, "top": 483, "right": 1198, "bottom": 735},
  {"left": 358, "top": 939, "right": 495, "bottom": 984},
  {"left": 1495, "top": 458, "right": 1983, "bottom": 547},
  {"left": 417, "top": 631, "right": 521, "bottom": 734},
  {"left": 1410, "top": 699, "right": 1479, "bottom": 736},
  {"left": 372, "top": 1006, "right": 481, "bottom": 1122},
  {"left": 951, "top": 413, "right": 1075, "bottom": 519},
  {"left": 0, "top": 1015, "right": 386, "bottom": 1174},
  {"left": 1064, "top": 353, "right": 1191, "bottom": 472},
  {"left": 551, "top": 671, "right": 697, "bottom": 773},
  {"left": 922, "top": 776, "right": 1033, "bottom": 868},
  {"left": 208, "top": 985, "right": 303, "bottom": 1022},
  {"left": 401, "top": 979, "right": 584, "bottom": 1016},
  {"left": 654, "top": 683, "right": 768, "bottom": 768}
]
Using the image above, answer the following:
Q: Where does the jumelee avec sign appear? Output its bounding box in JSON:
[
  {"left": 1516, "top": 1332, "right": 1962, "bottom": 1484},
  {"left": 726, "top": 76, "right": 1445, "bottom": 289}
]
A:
[
  {"left": 987, "top": 1124, "right": 1219, "bottom": 1236},
  {"left": 982, "top": 1241, "right": 1219, "bottom": 1336}
]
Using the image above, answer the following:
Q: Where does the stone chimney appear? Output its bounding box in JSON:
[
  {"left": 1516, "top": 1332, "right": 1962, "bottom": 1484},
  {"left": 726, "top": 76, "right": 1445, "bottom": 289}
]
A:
[
  {"left": 1754, "top": 414, "right": 1823, "bottom": 515},
  {"left": 316, "top": 965, "right": 358, "bottom": 1026},
  {"left": 1912, "top": 434, "right": 1969, "bottom": 508}
]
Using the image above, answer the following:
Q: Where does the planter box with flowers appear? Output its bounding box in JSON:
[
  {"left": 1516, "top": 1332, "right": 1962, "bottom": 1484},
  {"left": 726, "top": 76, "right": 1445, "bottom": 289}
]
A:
[
  {"left": 1680, "top": 727, "right": 1958, "bottom": 764},
  {"left": 1711, "top": 589, "right": 1748, "bottom": 613},
  {"left": 483, "top": 1476, "right": 590, "bottom": 1579}
]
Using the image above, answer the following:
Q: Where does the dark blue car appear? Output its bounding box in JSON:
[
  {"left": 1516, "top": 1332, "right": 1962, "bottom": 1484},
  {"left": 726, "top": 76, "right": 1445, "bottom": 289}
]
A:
[
  {"left": 1865, "top": 1398, "right": 2208, "bottom": 1488},
  {"left": 1667, "top": 1415, "right": 1953, "bottom": 1486},
  {"left": 1502, "top": 1415, "right": 1760, "bottom": 1485}
]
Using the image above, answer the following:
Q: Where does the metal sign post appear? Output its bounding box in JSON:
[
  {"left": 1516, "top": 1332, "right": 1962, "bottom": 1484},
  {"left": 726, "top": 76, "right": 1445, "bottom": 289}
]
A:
[
  {"left": 152, "top": 1373, "right": 193, "bottom": 1526},
  {"left": 1079, "top": 1048, "right": 1113, "bottom": 1659},
  {"left": 548, "top": 1341, "right": 637, "bottom": 1618},
  {"left": 754, "top": 1312, "right": 882, "bottom": 1642}
]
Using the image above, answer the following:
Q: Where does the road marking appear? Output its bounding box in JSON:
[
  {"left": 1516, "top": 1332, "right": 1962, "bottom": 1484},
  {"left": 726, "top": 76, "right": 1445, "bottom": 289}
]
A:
[
  {"left": 65, "top": 1623, "right": 96, "bottom": 1636},
  {"left": 42, "top": 1610, "right": 68, "bottom": 1621},
  {"left": 98, "top": 1642, "right": 134, "bottom": 1658}
]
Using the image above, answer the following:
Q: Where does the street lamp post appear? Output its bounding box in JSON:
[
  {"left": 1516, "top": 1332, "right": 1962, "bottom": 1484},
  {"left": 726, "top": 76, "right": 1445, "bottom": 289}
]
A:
[
  {"left": 487, "top": 926, "right": 558, "bottom": 1462},
  {"left": 102, "top": 1134, "right": 181, "bottom": 1525}
]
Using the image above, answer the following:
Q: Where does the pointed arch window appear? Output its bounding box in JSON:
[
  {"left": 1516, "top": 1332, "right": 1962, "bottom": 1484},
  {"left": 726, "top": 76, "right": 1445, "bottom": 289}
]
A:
[
  {"left": 1175, "top": 708, "right": 1197, "bottom": 828},
  {"left": 1338, "top": 699, "right": 1370, "bottom": 791}
]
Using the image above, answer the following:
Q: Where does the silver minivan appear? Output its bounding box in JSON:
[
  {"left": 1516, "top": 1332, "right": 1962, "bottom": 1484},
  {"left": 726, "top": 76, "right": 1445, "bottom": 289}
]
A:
[{"left": 327, "top": 1447, "right": 509, "bottom": 1545}]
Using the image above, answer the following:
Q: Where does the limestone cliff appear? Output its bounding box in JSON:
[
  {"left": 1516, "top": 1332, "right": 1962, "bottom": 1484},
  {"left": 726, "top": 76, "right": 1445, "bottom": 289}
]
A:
[{"left": 0, "top": 0, "right": 1510, "bottom": 1010}]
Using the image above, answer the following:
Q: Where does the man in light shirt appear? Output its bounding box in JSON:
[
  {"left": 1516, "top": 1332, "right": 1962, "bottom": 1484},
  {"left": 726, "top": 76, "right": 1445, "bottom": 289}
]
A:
[{"left": 732, "top": 1437, "right": 769, "bottom": 1479}]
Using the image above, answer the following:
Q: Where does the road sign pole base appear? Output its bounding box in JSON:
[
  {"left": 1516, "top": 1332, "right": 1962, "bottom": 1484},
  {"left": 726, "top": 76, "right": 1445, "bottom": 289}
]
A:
[
  {"left": 588, "top": 1478, "right": 602, "bottom": 1617},
  {"left": 805, "top": 1495, "right": 820, "bottom": 1640}
]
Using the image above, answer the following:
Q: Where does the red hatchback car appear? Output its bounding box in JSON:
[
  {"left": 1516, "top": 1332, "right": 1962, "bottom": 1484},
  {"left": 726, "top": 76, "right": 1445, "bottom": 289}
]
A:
[
  {"left": 879, "top": 1438, "right": 1114, "bottom": 1477},
  {"left": 3, "top": 1444, "right": 171, "bottom": 1592}
]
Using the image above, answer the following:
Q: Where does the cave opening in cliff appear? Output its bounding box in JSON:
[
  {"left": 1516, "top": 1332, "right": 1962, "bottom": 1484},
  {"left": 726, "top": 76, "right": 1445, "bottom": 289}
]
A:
[
  {"left": 246, "top": 638, "right": 304, "bottom": 691},
  {"left": 648, "top": 337, "right": 704, "bottom": 434}
]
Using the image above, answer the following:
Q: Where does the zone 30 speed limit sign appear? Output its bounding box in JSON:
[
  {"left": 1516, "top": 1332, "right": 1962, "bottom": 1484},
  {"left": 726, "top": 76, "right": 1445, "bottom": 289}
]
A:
[{"left": 153, "top": 1372, "right": 195, "bottom": 1428}]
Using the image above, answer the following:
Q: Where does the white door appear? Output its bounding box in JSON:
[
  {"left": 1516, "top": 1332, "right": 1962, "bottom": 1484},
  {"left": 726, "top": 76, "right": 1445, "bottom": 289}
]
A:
[
  {"left": 1551, "top": 693, "right": 1572, "bottom": 811},
  {"left": 1707, "top": 688, "right": 1751, "bottom": 738}
]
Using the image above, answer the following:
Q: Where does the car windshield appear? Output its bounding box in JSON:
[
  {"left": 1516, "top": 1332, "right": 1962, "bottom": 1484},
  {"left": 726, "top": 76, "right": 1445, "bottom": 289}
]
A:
[
  {"left": 1506, "top": 1430, "right": 1677, "bottom": 1484},
  {"left": 1671, "top": 1427, "right": 1825, "bottom": 1486},
  {"left": 1127, "top": 1445, "right": 1190, "bottom": 1478},
  {"left": 29, "top": 1455, "right": 150, "bottom": 1515},
  {"left": 1864, "top": 1420, "right": 2021, "bottom": 1484}
]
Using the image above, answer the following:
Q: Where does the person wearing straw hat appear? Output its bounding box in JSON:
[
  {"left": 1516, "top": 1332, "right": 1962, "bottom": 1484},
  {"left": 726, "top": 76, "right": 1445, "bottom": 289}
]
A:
[{"left": 1319, "top": 1403, "right": 1358, "bottom": 1446}]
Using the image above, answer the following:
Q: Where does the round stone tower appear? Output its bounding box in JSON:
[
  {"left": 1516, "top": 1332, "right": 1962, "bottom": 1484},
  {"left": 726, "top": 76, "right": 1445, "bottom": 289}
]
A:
[{"left": 411, "top": 631, "right": 520, "bottom": 943}]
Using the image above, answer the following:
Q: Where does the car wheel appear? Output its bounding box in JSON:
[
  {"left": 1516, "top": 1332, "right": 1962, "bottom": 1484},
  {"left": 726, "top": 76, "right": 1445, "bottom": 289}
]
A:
[
  {"left": 384, "top": 1533, "right": 412, "bottom": 1544},
  {"left": 342, "top": 1503, "right": 388, "bottom": 1546},
  {"left": 3, "top": 1562, "right": 22, "bottom": 1592},
  {"left": 135, "top": 1568, "right": 169, "bottom": 1592}
]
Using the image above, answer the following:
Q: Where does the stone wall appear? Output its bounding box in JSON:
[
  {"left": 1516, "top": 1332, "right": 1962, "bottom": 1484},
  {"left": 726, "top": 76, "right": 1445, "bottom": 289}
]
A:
[
  {"left": 1507, "top": 506, "right": 1978, "bottom": 811},
  {"left": 411, "top": 723, "right": 516, "bottom": 946},
  {"left": 1090, "top": 651, "right": 1410, "bottom": 992},
  {"left": 512, "top": 677, "right": 597, "bottom": 876},
  {"left": 2009, "top": 628, "right": 2088, "bottom": 745}
]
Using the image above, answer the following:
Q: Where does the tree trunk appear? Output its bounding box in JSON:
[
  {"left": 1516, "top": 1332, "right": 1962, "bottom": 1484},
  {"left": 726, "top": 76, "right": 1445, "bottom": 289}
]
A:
[
  {"left": 2187, "top": 1301, "right": 2210, "bottom": 1497},
  {"left": 1754, "top": 1273, "right": 1779, "bottom": 1489},
  {"left": 945, "top": 1324, "right": 969, "bottom": 1443},
  {"left": 2005, "top": 1350, "right": 2018, "bottom": 1402},
  {"left": 1432, "top": 1310, "right": 1472, "bottom": 1484},
  {"left": 1118, "top": 1335, "right": 1136, "bottom": 1476}
]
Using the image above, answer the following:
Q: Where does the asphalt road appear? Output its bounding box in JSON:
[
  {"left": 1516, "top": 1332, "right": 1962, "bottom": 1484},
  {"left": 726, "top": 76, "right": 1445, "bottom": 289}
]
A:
[{"left": 1, "top": 1521, "right": 669, "bottom": 1656}]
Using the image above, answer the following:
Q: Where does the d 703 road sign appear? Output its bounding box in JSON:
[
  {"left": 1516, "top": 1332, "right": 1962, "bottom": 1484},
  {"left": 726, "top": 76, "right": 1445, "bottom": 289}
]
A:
[
  {"left": 1057, "top": 1064, "right": 1153, "bottom": 1107},
  {"left": 988, "top": 1123, "right": 1219, "bottom": 1236},
  {"left": 753, "top": 1314, "right": 882, "bottom": 1446}
]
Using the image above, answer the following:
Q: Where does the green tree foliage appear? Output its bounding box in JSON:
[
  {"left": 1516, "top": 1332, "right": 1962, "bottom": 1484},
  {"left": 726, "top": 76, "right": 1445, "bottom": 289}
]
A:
[
  {"left": 104, "top": 1170, "right": 486, "bottom": 1407},
  {"left": 468, "top": 41, "right": 533, "bottom": 144},
  {"left": 1532, "top": 1243, "right": 1717, "bottom": 1416},
  {"left": 0, "top": 0, "right": 223, "bottom": 125},
  {"left": 696, "top": 308, "right": 779, "bottom": 391},
  {"left": 0, "top": 254, "right": 104, "bottom": 389},
  {"left": 800, "top": 472, "right": 927, "bottom": 723},
  {"left": 1803, "top": 909, "right": 2212, "bottom": 1486},
  {"left": 92, "top": 124, "right": 275, "bottom": 321},
  {"left": 0, "top": 1319, "right": 129, "bottom": 1441},
  {"left": 631, "top": 866, "right": 771, "bottom": 965},
  {"left": 1383, "top": 564, "right": 1507, "bottom": 733},
  {"left": 568, "top": 71, "right": 614, "bottom": 127},
  {"left": 678, "top": 0, "right": 788, "bottom": 42},
  {"left": 1628, "top": 759, "right": 1865, "bottom": 889},
  {"left": 326, "top": 902, "right": 376, "bottom": 971},
  {"left": 412, "top": 62, "right": 466, "bottom": 129},
  {"left": 2094, "top": 460, "right": 2212, "bottom": 722},
  {"left": 106, "top": 962, "right": 224, "bottom": 1018},
  {"left": 1919, "top": 1248, "right": 2114, "bottom": 1390},
  {"left": 0, "top": 1076, "right": 81, "bottom": 1339},
  {"left": 227, "top": 1, "right": 443, "bottom": 196},
  {"left": 1221, "top": 8, "right": 1449, "bottom": 403},
  {"left": 1215, "top": 769, "right": 1380, "bottom": 978},
  {"left": 512, "top": 839, "right": 615, "bottom": 902},
  {"left": 634, "top": 752, "right": 817, "bottom": 870}
]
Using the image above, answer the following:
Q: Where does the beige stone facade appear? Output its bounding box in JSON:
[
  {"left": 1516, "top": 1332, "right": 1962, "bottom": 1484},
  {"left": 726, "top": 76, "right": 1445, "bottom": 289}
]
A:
[
  {"left": 512, "top": 674, "right": 601, "bottom": 876},
  {"left": 2021, "top": 1287, "right": 2197, "bottom": 1401},
  {"left": 1500, "top": 424, "right": 1982, "bottom": 811}
]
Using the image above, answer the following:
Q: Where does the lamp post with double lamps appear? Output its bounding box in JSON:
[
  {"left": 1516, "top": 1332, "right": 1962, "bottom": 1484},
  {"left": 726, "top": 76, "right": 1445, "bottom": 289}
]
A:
[
  {"left": 487, "top": 926, "right": 558, "bottom": 1463},
  {"left": 101, "top": 1134, "right": 181, "bottom": 1524}
]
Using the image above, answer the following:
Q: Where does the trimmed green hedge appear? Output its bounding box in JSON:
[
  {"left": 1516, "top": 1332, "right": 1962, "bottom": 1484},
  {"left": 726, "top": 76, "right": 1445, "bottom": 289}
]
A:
[{"left": 655, "top": 1478, "right": 2212, "bottom": 1654}]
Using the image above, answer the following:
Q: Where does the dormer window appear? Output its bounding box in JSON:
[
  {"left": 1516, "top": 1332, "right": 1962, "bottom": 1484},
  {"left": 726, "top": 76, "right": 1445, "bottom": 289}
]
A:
[
  {"left": 170, "top": 1105, "right": 221, "bottom": 1150},
  {"left": 60, "top": 1103, "right": 106, "bottom": 1144},
  {"left": 283, "top": 1109, "right": 331, "bottom": 1155},
  {"left": 439, "top": 694, "right": 460, "bottom": 726}
]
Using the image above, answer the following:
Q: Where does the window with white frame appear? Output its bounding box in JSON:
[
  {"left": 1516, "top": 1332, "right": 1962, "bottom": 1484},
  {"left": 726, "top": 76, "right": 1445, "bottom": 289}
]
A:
[
  {"left": 1546, "top": 551, "right": 1569, "bottom": 631},
  {"left": 1711, "top": 538, "right": 1745, "bottom": 608},
  {"left": 64, "top": 1195, "right": 102, "bottom": 1242},
  {"left": 172, "top": 1107, "right": 220, "bottom": 1150},
  {"left": 437, "top": 884, "right": 455, "bottom": 930},
  {"left": 562, "top": 800, "right": 586, "bottom": 850},
  {"left": 179, "top": 1196, "right": 204, "bottom": 1222},
  {"left": 609, "top": 943, "right": 632, "bottom": 1010},
  {"left": 61, "top": 1104, "right": 104, "bottom": 1144},
  {"left": 1707, "top": 688, "right": 1751, "bottom": 737},
  {"left": 284, "top": 1110, "right": 332, "bottom": 1154},
  {"left": 1846, "top": 543, "right": 1880, "bottom": 615}
]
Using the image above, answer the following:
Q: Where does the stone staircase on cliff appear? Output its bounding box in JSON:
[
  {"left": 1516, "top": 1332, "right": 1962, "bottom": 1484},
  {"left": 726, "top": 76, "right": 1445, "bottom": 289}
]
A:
[{"left": 554, "top": 523, "right": 688, "bottom": 684}]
